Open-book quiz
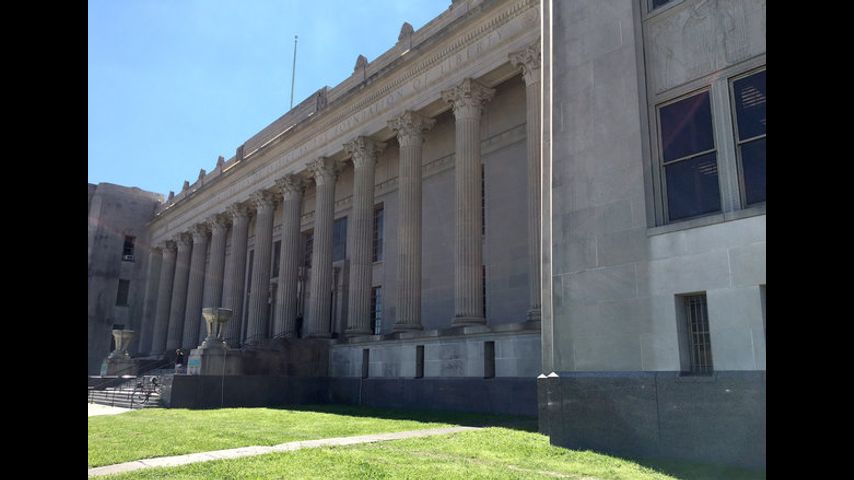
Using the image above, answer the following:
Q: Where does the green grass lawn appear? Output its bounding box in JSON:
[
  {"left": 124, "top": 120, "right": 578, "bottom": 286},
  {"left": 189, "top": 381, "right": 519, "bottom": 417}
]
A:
[
  {"left": 87, "top": 404, "right": 531, "bottom": 468},
  {"left": 98, "top": 426, "right": 765, "bottom": 480}
]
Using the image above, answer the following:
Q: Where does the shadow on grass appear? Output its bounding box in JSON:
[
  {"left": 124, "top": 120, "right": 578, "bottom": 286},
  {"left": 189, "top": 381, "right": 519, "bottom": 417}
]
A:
[
  {"left": 268, "top": 403, "right": 539, "bottom": 432},
  {"left": 636, "top": 458, "right": 766, "bottom": 480}
]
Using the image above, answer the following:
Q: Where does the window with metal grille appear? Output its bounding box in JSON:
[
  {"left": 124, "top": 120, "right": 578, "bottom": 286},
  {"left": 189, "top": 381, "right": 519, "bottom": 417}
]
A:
[
  {"left": 243, "top": 249, "right": 254, "bottom": 342},
  {"left": 302, "top": 231, "right": 313, "bottom": 268},
  {"left": 373, "top": 205, "right": 384, "bottom": 262},
  {"left": 731, "top": 69, "right": 766, "bottom": 206},
  {"left": 679, "top": 294, "right": 714, "bottom": 375},
  {"left": 370, "top": 286, "right": 383, "bottom": 335},
  {"left": 650, "top": 0, "right": 675, "bottom": 9},
  {"left": 362, "top": 349, "right": 370, "bottom": 379},
  {"left": 658, "top": 91, "right": 721, "bottom": 222},
  {"left": 115, "top": 279, "right": 130, "bottom": 306},
  {"left": 272, "top": 240, "right": 281, "bottom": 278},
  {"left": 332, "top": 217, "right": 347, "bottom": 262},
  {"left": 122, "top": 236, "right": 135, "bottom": 260}
]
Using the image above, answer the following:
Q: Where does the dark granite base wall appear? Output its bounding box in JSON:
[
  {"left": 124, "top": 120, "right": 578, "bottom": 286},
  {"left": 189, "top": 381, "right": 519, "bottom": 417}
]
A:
[
  {"left": 167, "top": 375, "right": 537, "bottom": 416},
  {"left": 538, "top": 371, "right": 765, "bottom": 469}
]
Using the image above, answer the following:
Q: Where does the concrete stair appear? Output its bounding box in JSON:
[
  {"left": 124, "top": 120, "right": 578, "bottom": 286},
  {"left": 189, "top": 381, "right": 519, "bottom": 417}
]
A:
[{"left": 88, "top": 374, "right": 171, "bottom": 409}]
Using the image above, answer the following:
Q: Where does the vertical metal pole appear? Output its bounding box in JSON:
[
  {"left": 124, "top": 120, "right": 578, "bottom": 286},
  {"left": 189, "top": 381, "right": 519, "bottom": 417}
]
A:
[{"left": 290, "top": 35, "right": 298, "bottom": 109}]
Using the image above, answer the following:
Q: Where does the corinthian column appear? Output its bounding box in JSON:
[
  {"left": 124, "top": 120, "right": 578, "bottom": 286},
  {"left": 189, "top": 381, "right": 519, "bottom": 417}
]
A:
[
  {"left": 166, "top": 233, "right": 192, "bottom": 350},
  {"left": 443, "top": 78, "right": 495, "bottom": 326},
  {"left": 510, "top": 41, "right": 542, "bottom": 322},
  {"left": 245, "top": 190, "right": 277, "bottom": 345},
  {"left": 344, "top": 136, "right": 386, "bottom": 335},
  {"left": 199, "top": 213, "right": 229, "bottom": 345},
  {"left": 307, "top": 157, "right": 340, "bottom": 338},
  {"left": 388, "top": 111, "right": 435, "bottom": 332},
  {"left": 222, "top": 203, "right": 251, "bottom": 347},
  {"left": 182, "top": 224, "right": 209, "bottom": 350},
  {"left": 150, "top": 241, "right": 176, "bottom": 355},
  {"left": 137, "top": 246, "right": 162, "bottom": 354},
  {"left": 273, "top": 174, "right": 306, "bottom": 338}
]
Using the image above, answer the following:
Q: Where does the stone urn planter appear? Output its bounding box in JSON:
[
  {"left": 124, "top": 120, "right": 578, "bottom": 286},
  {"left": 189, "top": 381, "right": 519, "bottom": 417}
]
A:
[
  {"left": 200, "top": 307, "right": 233, "bottom": 349},
  {"left": 108, "top": 329, "right": 135, "bottom": 358}
]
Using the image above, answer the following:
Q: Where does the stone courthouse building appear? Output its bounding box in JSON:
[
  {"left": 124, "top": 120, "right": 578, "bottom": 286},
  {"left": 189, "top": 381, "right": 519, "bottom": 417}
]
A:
[{"left": 89, "top": 0, "right": 765, "bottom": 469}]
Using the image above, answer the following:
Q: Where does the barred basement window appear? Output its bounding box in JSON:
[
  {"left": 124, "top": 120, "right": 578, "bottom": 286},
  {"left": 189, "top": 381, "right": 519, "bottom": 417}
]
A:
[
  {"left": 115, "top": 279, "right": 130, "bottom": 306},
  {"left": 657, "top": 91, "right": 721, "bottom": 222},
  {"left": 370, "top": 286, "right": 383, "bottom": 335},
  {"left": 482, "top": 265, "right": 487, "bottom": 318},
  {"left": 731, "top": 69, "right": 766, "bottom": 206},
  {"left": 362, "top": 349, "right": 370, "bottom": 379},
  {"left": 484, "top": 341, "right": 495, "bottom": 379},
  {"left": 415, "top": 345, "right": 424, "bottom": 379},
  {"left": 373, "top": 205, "right": 384, "bottom": 262},
  {"left": 678, "top": 294, "right": 714, "bottom": 375}
]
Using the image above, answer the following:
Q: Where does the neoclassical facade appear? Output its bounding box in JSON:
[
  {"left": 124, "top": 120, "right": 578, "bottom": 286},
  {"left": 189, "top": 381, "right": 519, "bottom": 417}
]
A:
[{"left": 91, "top": 0, "right": 765, "bottom": 470}]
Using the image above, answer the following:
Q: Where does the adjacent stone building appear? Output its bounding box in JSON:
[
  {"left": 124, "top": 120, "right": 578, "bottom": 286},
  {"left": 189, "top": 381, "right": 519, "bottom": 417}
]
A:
[
  {"left": 89, "top": 0, "right": 765, "bottom": 469},
  {"left": 88, "top": 183, "right": 163, "bottom": 374}
]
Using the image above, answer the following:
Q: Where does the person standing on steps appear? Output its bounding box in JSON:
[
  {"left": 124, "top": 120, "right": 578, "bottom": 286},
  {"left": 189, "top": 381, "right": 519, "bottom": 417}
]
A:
[{"left": 175, "top": 348, "right": 185, "bottom": 373}]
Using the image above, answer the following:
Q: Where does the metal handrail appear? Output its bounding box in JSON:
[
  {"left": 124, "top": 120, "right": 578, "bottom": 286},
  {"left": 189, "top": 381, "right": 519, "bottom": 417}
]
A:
[{"left": 88, "top": 357, "right": 174, "bottom": 405}]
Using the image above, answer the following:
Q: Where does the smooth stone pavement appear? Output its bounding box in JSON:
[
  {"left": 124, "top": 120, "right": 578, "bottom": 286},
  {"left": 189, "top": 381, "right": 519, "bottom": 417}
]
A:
[
  {"left": 88, "top": 404, "right": 131, "bottom": 417},
  {"left": 88, "top": 425, "right": 479, "bottom": 477}
]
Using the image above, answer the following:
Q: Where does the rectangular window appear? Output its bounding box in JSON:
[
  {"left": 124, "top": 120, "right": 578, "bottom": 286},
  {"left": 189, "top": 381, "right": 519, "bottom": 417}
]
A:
[
  {"left": 115, "top": 279, "right": 130, "bottom": 306},
  {"left": 370, "top": 286, "right": 383, "bottom": 335},
  {"left": 415, "top": 345, "right": 424, "bottom": 379},
  {"left": 303, "top": 231, "right": 313, "bottom": 268},
  {"left": 658, "top": 91, "right": 721, "bottom": 222},
  {"left": 122, "top": 236, "right": 136, "bottom": 260},
  {"left": 677, "top": 294, "right": 714, "bottom": 375},
  {"left": 651, "top": 0, "right": 674, "bottom": 9},
  {"left": 481, "top": 167, "right": 486, "bottom": 236},
  {"left": 484, "top": 341, "right": 495, "bottom": 379},
  {"left": 731, "top": 69, "right": 766, "bottom": 206},
  {"left": 332, "top": 217, "right": 347, "bottom": 262},
  {"left": 362, "top": 349, "right": 370, "bottom": 379},
  {"left": 482, "top": 265, "right": 487, "bottom": 318},
  {"left": 373, "top": 205, "right": 384, "bottom": 262},
  {"left": 272, "top": 240, "right": 281, "bottom": 278},
  {"left": 243, "top": 249, "right": 254, "bottom": 342}
]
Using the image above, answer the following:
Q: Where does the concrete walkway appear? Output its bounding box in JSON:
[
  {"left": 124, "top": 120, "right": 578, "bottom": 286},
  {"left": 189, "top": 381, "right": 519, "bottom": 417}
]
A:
[
  {"left": 88, "top": 403, "right": 131, "bottom": 417},
  {"left": 88, "top": 425, "right": 479, "bottom": 477}
]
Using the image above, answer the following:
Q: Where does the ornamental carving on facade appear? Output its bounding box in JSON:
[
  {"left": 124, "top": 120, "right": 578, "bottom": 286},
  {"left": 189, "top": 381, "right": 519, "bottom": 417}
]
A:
[
  {"left": 344, "top": 136, "right": 387, "bottom": 168},
  {"left": 388, "top": 111, "right": 436, "bottom": 146},
  {"left": 441, "top": 78, "right": 495, "bottom": 118}
]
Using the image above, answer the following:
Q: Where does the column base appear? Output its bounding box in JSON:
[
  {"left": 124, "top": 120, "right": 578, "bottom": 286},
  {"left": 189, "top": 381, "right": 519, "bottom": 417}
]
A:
[
  {"left": 527, "top": 309, "right": 541, "bottom": 322},
  {"left": 452, "top": 315, "right": 485, "bottom": 326},
  {"left": 392, "top": 323, "right": 423, "bottom": 333},
  {"left": 305, "top": 333, "right": 332, "bottom": 339}
]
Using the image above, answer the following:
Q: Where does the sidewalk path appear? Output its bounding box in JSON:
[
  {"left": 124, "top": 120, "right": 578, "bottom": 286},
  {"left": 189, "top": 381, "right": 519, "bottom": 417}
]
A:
[
  {"left": 88, "top": 426, "right": 479, "bottom": 477},
  {"left": 88, "top": 404, "right": 131, "bottom": 417}
]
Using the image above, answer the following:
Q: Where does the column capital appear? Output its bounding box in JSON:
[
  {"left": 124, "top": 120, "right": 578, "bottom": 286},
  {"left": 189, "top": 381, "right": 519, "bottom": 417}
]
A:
[
  {"left": 190, "top": 223, "right": 210, "bottom": 242},
  {"left": 206, "top": 213, "right": 230, "bottom": 233},
  {"left": 388, "top": 111, "right": 436, "bottom": 147},
  {"left": 160, "top": 240, "right": 177, "bottom": 253},
  {"left": 275, "top": 174, "right": 308, "bottom": 200},
  {"left": 344, "top": 136, "right": 386, "bottom": 169},
  {"left": 309, "top": 157, "right": 341, "bottom": 186},
  {"left": 174, "top": 232, "right": 192, "bottom": 249},
  {"left": 251, "top": 190, "right": 277, "bottom": 211},
  {"left": 227, "top": 202, "right": 252, "bottom": 220},
  {"left": 509, "top": 40, "right": 541, "bottom": 86},
  {"left": 442, "top": 78, "right": 495, "bottom": 119}
]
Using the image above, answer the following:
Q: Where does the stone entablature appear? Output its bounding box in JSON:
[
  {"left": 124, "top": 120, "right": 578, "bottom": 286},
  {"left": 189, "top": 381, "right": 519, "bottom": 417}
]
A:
[{"left": 149, "top": 0, "right": 538, "bottom": 246}]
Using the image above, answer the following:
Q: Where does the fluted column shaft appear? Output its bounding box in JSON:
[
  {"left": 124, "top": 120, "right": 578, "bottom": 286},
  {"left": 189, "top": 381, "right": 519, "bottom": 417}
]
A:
[
  {"left": 307, "top": 158, "right": 339, "bottom": 337},
  {"left": 245, "top": 191, "right": 276, "bottom": 345},
  {"left": 150, "top": 243, "right": 176, "bottom": 355},
  {"left": 222, "top": 205, "right": 250, "bottom": 347},
  {"left": 345, "top": 137, "right": 386, "bottom": 334},
  {"left": 182, "top": 225, "right": 208, "bottom": 350},
  {"left": 200, "top": 215, "right": 229, "bottom": 344},
  {"left": 274, "top": 175, "right": 305, "bottom": 338},
  {"left": 511, "top": 42, "right": 542, "bottom": 322},
  {"left": 137, "top": 247, "right": 162, "bottom": 354},
  {"left": 166, "top": 234, "right": 192, "bottom": 350},
  {"left": 389, "top": 112, "right": 435, "bottom": 332},
  {"left": 443, "top": 78, "right": 495, "bottom": 325}
]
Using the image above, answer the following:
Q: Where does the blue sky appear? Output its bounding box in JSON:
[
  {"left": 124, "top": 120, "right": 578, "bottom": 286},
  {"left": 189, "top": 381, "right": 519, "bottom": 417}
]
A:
[{"left": 88, "top": 0, "right": 449, "bottom": 197}]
